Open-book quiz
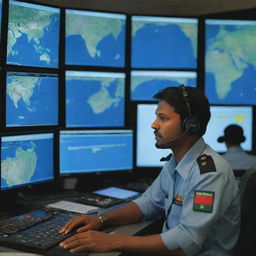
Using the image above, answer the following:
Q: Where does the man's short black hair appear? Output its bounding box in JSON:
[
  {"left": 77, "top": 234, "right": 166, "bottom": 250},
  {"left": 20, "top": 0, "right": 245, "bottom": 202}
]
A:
[{"left": 153, "top": 85, "right": 211, "bottom": 136}]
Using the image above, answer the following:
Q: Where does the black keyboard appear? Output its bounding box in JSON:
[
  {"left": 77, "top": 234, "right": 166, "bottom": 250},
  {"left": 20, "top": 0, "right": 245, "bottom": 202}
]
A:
[
  {"left": 0, "top": 209, "right": 81, "bottom": 254},
  {"left": 0, "top": 209, "right": 53, "bottom": 235}
]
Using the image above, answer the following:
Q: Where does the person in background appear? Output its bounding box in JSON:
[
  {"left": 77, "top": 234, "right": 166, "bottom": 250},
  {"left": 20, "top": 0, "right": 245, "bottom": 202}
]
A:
[
  {"left": 217, "top": 124, "right": 256, "bottom": 170},
  {"left": 59, "top": 85, "right": 240, "bottom": 256}
]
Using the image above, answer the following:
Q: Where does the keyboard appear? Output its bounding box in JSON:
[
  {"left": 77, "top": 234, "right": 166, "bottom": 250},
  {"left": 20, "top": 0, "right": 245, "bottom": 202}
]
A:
[{"left": 0, "top": 209, "right": 81, "bottom": 254}]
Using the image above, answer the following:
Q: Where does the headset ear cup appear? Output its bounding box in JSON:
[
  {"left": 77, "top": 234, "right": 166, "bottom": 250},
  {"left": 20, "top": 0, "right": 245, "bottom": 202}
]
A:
[{"left": 183, "top": 116, "right": 200, "bottom": 135}]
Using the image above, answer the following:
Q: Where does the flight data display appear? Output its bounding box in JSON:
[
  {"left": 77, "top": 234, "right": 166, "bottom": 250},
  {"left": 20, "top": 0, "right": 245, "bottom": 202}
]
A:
[
  {"left": 7, "top": 0, "right": 60, "bottom": 68},
  {"left": 59, "top": 130, "right": 133, "bottom": 174},
  {"left": 203, "top": 106, "right": 253, "bottom": 152},
  {"left": 131, "top": 71, "right": 197, "bottom": 101},
  {"left": 131, "top": 16, "right": 198, "bottom": 68},
  {"left": 205, "top": 19, "right": 256, "bottom": 105},
  {"left": 66, "top": 71, "right": 125, "bottom": 127},
  {"left": 1, "top": 133, "right": 54, "bottom": 190},
  {"left": 65, "top": 9, "right": 126, "bottom": 67},
  {"left": 137, "top": 104, "right": 169, "bottom": 167},
  {"left": 6, "top": 72, "right": 59, "bottom": 127}
]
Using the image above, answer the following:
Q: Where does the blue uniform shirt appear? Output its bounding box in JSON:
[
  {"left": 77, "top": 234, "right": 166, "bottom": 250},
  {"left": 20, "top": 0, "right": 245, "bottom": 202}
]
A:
[{"left": 134, "top": 138, "right": 240, "bottom": 256}]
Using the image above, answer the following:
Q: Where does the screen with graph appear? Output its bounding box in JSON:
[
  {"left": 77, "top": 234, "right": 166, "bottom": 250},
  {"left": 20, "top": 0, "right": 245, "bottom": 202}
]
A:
[{"left": 59, "top": 130, "right": 133, "bottom": 174}]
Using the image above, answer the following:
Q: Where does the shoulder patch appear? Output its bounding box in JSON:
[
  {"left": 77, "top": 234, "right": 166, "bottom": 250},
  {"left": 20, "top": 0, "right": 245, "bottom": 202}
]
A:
[{"left": 197, "top": 154, "right": 216, "bottom": 174}]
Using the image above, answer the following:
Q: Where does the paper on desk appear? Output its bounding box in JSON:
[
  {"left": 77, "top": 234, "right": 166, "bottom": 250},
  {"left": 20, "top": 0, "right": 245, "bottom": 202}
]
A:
[{"left": 46, "top": 200, "right": 99, "bottom": 214}]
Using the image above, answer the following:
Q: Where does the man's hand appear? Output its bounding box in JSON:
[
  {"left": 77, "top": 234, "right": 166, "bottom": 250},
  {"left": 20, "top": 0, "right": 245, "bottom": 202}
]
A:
[
  {"left": 59, "top": 230, "right": 115, "bottom": 253},
  {"left": 59, "top": 215, "right": 102, "bottom": 234}
]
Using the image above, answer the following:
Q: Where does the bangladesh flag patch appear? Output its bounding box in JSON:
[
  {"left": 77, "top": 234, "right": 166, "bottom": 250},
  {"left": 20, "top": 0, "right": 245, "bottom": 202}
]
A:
[{"left": 193, "top": 190, "right": 214, "bottom": 213}]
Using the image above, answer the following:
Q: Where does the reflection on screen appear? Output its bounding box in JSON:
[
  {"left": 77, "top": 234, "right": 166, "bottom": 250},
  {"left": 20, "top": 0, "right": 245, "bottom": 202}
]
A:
[
  {"left": 137, "top": 104, "right": 169, "bottom": 167},
  {"left": 59, "top": 130, "right": 133, "bottom": 174},
  {"left": 6, "top": 72, "right": 58, "bottom": 127},
  {"left": 65, "top": 9, "right": 126, "bottom": 67},
  {"left": 131, "top": 71, "right": 197, "bottom": 101},
  {"left": 131, "top": 16, "right": 198, "bottom": 69},
  {"left": 203, "top": 106, "right": 253, "bottom": 152},
  {"left": 205, "top": 19, "right": 256, "bottom": 105},
  {"left": 1, "top": 133, "right": 54, "bottom": 191},
  {"left": 65, "top": 71, "right": 125, "bottom": 127},
  {"left": 7, "top": 0, "right": 60, "bottom": 68}
]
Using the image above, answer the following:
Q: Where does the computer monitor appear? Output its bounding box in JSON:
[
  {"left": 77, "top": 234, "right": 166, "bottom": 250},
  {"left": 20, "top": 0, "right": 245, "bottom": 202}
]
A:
[
  {"left": 59, "top": 129, "right": 133, "bottom": 174},
  {"left": 65, "top": 9, "right": 126, "bottom": 67},
  {"left": 131, "top": 71, "right": 197, "bottom": 101},
  {"left": 136, "top": 104, "right": 169, "bottom": 167},
  {"left": 6, "top": 71, "right": 59, "bottom": 127},
  {"left": 1, "top": 132, "right": 54, "bottom": 191},
  {"left": 7, "top": 0, "right": 60, "bottom": 68},
  {"left": 203, "top": 106, "right": 253, "bottom": 152},
  {"left": 131, "top": 16, "right": 198, "bottom": 69},
  {"left": 65, "top": 71, "right": 125, "bottom": 127},
  {"left": 205, "top": 19, "right": 256, "bottom": 105}
]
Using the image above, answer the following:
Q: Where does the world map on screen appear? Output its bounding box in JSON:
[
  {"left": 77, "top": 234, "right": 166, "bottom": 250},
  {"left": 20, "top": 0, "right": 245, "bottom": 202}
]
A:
[
  {"left": 205, "top": 20, "right": 256, "bottom": 104},
  {"left": 131, "top": 16, "right": 197, "bottom": 68},
  {"left": 66, "top": 72, "right": 125, "bottom": 127},
  {"left": 131, "top": 71, "right": 197, "bottom": 101},
  {"left": 7, "top": 1, "right": 60, "bottom": 68},
  {"left": 6, "top": 73, "right": 58, "bottom": 127},
  {"left": 1, "top": 136, "right": 53, "bottom": 190},
  {"left": 65, "top": 10, "right": 126, "bottom": 67}
]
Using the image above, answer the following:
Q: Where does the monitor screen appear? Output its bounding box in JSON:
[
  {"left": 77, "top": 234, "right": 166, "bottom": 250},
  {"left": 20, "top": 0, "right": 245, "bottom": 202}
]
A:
[
  {"left": 65, "top": 71, "right": 125, "bottom": 127},
  {"left": 131, "top": 16, "right": 198, "bottom": 69},
  {"left": 93, "top": 186, "right": 140, "bottom": 200},
  {"left": 65, "top": 9, "right": 126, "bottom": 67},
  {"left": 1, "top": 133, "right": 54, "bottom": 191},
  {"left": 203, "top": 106, "right": 253, "bottom": 152},
  {"left": 131, "top": 71, "right": 197, "bottom": 101},
  {"left": 6, "top": 72, "right": 59, "bottom": 127},
  {"left": 136, "top": 104, "right": 170, "bottom": 167},
  {"left": 205, "top": 19, "right": 256, "bottom": 105},
  {"left": 7, "top": 0, "right": 60, "bottom": 68},
  {"left": 59, "top": 129, "right": 133, "bottom": 174}
]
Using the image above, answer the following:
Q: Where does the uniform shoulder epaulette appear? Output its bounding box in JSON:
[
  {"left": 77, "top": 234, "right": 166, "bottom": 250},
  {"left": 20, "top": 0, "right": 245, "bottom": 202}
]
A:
[
  {"left": 197, "top": 154, "right": 216, "bottom": 174},
  {"left": 160, "top": 153, "right": 172, "bottom": 162}
]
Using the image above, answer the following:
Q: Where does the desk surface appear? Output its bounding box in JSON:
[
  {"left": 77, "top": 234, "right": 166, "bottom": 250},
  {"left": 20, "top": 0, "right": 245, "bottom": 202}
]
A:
[{"left": 0, "top": 218, "right": 158, "bottom": 256}]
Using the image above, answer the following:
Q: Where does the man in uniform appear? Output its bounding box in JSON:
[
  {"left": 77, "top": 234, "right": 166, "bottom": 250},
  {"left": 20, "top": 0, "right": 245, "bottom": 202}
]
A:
[
  {"left": 218, "top": 124, "right": 256, "bottom": 170},
  {"left": 59, "top": 85, "right": 240, "bottom": 256}
]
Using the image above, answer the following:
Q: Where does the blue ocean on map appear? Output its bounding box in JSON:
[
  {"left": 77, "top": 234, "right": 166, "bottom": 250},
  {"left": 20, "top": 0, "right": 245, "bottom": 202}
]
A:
[
  {"left": 206, "top": 25, "right": 256, "bottom": 104},
  {"left": 66, "top": 79, "right": 124, "bottom": 127},
  {"left": 7, "top": 14, "right": 59, "bottom": 68},
  {"left": 61, "top": 135, "right": 132, "bottom": 172},
  {"left": 132, "top": 78, "right": 196, "bottom": 101},
  {"left": 66, "top": 24, "right": 125, "bottom": 67},
  {"left": 1, "top": 139, "right": 53, "bottom": 189},
  {"left": 132, "top": 24, "right": 196, "bottom": 68},
  {"left": 206, "top": 64, "right": 256, "bottom": 104},
  {"left": 6, "top": 78, "right": 58, "bottom": 127}
]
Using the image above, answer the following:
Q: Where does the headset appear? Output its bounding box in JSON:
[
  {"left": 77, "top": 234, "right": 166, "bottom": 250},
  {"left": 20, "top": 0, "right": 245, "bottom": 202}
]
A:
[{"left": 179, "top": 85, "right": 200, "bottom": 135}]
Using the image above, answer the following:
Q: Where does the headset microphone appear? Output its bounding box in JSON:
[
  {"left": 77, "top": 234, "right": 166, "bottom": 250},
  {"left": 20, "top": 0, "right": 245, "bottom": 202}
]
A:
[{"left": 155, "top": 128, "right": 189, "bottom": 149}]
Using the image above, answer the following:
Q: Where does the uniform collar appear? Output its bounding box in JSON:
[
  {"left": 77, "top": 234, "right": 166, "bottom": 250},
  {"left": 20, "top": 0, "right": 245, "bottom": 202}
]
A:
[
  {"left": 174, "top": 137, "right": 207, "bottom": 180},
  {"left": 226, "top": 146, "right": 243, "bottom": 153}
]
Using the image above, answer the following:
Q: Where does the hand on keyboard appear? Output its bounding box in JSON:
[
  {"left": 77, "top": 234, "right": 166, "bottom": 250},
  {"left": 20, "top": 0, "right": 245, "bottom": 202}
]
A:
[{"left": 59, "top": 215, "right": 102, "bottom": 235}]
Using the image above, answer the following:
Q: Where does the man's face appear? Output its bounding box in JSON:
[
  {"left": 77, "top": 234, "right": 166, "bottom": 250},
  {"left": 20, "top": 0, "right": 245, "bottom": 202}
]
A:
[{"left": 151, "top": 100, "right": 183, "bottom": 148}]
